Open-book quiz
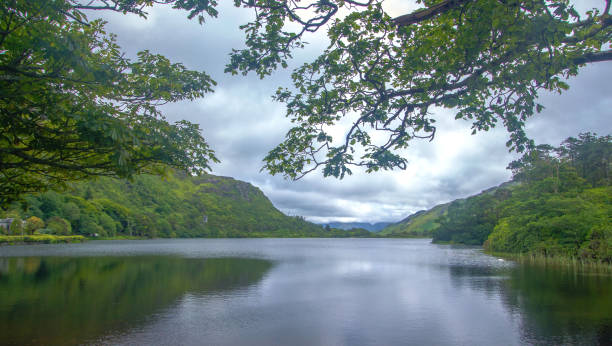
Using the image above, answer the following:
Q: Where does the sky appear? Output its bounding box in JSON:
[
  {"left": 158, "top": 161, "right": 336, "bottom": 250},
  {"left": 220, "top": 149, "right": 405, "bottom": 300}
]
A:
[{"left": 96, "top": 0, "right": 612, "bottom": 224}]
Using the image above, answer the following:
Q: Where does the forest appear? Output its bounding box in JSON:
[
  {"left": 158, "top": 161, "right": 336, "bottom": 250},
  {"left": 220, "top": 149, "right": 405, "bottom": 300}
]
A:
[
  {"left": 385, "top": 133, "right": 611, "bottom": 263},
  {"left": 0, "top": 171, "right": 373, "bottom": 239}
]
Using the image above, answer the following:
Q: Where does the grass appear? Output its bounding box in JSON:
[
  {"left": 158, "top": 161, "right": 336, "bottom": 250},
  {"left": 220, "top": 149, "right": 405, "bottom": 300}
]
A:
[
  {"left": 0, "top": 234, "right": 87, "bottom": 245},
  {"left": 488, "top": 251, "right": 612, "bottom": 272}
]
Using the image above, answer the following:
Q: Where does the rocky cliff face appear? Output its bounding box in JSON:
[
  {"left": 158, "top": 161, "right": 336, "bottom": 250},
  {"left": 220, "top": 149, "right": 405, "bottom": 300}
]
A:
[{"left": 193, "top": 174, "right": 266, "bottom": 202}]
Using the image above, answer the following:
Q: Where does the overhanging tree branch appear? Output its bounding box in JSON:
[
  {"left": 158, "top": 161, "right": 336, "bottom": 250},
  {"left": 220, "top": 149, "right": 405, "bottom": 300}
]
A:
[
  {"left": 393, "top": 0, "right": 474, "bottom": 27},
  {"left": 574, "top": 49, "right": 612, "bottom": 64},
  {"left": 254, "top": 0, "right": 612, "bottom": 179},
  {"left": 0, "top": 0, "right": 220, "bottom": 207}
]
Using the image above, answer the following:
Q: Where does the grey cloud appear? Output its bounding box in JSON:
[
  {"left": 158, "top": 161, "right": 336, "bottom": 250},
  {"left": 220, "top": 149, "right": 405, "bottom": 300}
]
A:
[
  {"left": 527, "top": 64, "right": 612, "bottom": 145},
  {"left": 93, "top": 2, "right": 612, "bottom": 224}
]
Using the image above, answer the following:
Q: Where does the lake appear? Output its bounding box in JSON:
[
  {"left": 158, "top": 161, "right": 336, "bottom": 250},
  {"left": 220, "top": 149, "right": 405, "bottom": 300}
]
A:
[{"left": 1, "top": 238, "right": 610, "bottom": 345}]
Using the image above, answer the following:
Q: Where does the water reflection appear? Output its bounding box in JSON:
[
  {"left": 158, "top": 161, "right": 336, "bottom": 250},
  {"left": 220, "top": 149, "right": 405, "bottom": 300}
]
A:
[
  {"left": 1, "top": 239, "right": 611, "bottom": 345},
  {"left": 0, "top": 256, "right": 272, "bottom": 345},
  {"left": 447, "top": 261, "right": 612, "bottom": 345},
  {"left": 502, "top": 265, "right": 612, "bottom": 345}
]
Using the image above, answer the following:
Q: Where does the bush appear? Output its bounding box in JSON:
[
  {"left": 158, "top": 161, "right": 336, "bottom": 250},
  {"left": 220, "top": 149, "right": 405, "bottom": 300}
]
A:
[
  {"left": 35, "top": 228, "right": 54, "bottom": 235},
  {"left": 78, "top": 215, "right": 104, "bottom": 236},
  {"left": 97, "top": 213, "right": 117, "bottom": 236},
  {"left": 46, "top": 217, "right": 72, "bottom": 235},
  {"left": 9, "top": 217, "right": 23, "bottom": 235},
  {"left": 579, "top": 225, "right": 612, "bottom": 263}
]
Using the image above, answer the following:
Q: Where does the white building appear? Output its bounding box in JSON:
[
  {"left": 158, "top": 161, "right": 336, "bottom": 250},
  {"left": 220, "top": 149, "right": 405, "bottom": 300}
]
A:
[{"left": 0, "top": 218, "right": 14, "bottom": 232}]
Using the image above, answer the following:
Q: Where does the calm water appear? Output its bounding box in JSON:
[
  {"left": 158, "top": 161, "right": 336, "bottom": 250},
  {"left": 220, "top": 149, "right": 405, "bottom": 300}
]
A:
[{"left": 0, "top": 238, "right": 610, "bottom": 345}]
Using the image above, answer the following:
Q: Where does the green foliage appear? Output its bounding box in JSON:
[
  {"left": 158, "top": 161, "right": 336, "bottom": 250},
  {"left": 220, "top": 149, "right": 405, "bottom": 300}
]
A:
[
  {"left": 223, "top": 0, "right": 612, "bottom": 179},
  {"left": 407, "top": 132, "right": 611, "bottom": 262},
  {"left": 0, "top": 234, "right": 85, "bottom": 244},
  {"left": 3, "top": 0, "right": 609, "bottom": 209},
  {"left": 8, "top": 170, "right": 375, "bottom": 238},
  {"left": 386, "top": 133, "right": 610, "bottom": 262},
  {"left": 434, "top": 188, "right": 512, "bottom": 245},
  {"left": 580, "top": 224, "right": 612, "bottom": 262},
  {"left": 485, "top": 186, "right": 611, "bottom": 261},
  {"left": 46, "top": 216, "right": 72, "bottom": 235},
  {"left": 9, "top": 217, "right": 23, "bottom": 235},
  {"left": 0, "top": 0, "right": 219, "bottom": 207},
  {"left": 507, "top": 133, "right": 610, "bottom": 191},
  {"left": 559, "top": 133, "right": 612, "bottom": 186},
  {"left": 0, "top": 257, "right": 270, "bottom": 344},
  {"left": 380, "top": 203, "right": 449, "bottom": 237},
  {"left": 326, "top": 227, "right": 374, "bottom": 238},
  {"left": 2, "top": 0, "right": 609, "bottom": 208},
  {"left": 24, "top": 216, "right": 45, "bottom": 235}
]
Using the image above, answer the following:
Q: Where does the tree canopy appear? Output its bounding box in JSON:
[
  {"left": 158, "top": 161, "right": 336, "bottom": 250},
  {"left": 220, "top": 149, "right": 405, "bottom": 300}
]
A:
[
  {"left": 224, "top": 0, "right": 612, "bottom": 179},
  {"left": 1, "top": 0, "right": 611, "bottom": 207},
  {"left": 0, "top": 0, "right": 220, "bottom": 206}
]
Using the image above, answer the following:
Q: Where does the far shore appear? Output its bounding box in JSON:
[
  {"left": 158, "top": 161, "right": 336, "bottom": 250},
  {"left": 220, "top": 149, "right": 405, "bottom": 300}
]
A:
[{"left": 0, "top": 235, "right": 86, "bottom": 245}]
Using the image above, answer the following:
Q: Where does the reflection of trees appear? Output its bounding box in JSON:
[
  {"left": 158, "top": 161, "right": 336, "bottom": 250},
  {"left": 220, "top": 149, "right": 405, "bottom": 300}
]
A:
[
  {"left": 448, "top": 263, "right": 612, "bottom": 344},
  {"left": 447, "top": 264, "right": 509, "bottom": 299},
  {"left": 501, "top": 266, "right": 612, "bottom": 345},
  {"left": 0, "top": 257, "right": 272, "bottom": 345}
]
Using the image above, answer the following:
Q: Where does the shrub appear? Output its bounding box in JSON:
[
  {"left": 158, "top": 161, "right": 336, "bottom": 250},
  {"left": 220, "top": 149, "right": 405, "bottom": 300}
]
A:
[
  {"left": 79, "top": 215, "right": 104, "bottom": 236},
  {"left": 579, "top": 224, "right": 612, "bottom": 263},
  {"left": 9, "top": 217, "right": 23, "bottom": 235},
  {"left": 97, "top": 213, "right": 117, "bottom": 236},
  {"left": 46, "top": 217, "right": 72, "bottom": 235},
  {"left": 35, "top": 228, "right": 54, "bottom": 235}
]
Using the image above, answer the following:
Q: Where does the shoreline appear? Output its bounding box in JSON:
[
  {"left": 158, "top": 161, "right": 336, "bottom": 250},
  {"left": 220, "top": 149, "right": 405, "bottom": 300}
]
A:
[
  {"left": 0, "top": 235, "right": 86, "bottom": 245},
  {"left": 486, "top": 251, "right": 612, "bottom": 271}
]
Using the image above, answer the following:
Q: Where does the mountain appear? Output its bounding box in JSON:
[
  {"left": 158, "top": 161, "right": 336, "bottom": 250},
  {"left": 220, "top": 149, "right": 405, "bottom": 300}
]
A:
[
  {"left": 381, "top": 131, "right": 611, "bottom": 263},
  {"left": 380, "top": 181, "right": 517, "bottom": 238},
  {"left": 379, "top": 204, "right": 449, "bottom": 237},
  {"left": 3, "top": 171, "right": 372, "bottom": 238},
  {"left": 321, "top": 222, "right": 392, "bottom": 232}
]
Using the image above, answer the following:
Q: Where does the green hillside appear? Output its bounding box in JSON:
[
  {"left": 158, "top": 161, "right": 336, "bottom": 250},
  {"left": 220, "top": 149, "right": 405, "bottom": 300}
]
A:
[
  {"left": 380, "top": 204, "right": 449, "bottom": 237},
  {"left": 380, "top": 181, "right": 517, "bottom": 238},
  {"left": 0, "top": 171, "right": 372, "bottom": 238},
  {"left": 385, "top": 133, "right": 611, "bottom": 263}
]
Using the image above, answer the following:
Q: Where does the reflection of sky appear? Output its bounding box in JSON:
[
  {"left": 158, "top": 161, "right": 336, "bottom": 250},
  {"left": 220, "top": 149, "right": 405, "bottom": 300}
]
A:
[
  {"left": 90, "top": 0, "right": 612, "bottom": 223},
  {"left": 7, "top": 239, "right": 605, "bottom": 345},
  {"left": 95, "top": 239, "right": 526, "bottom": 346}
]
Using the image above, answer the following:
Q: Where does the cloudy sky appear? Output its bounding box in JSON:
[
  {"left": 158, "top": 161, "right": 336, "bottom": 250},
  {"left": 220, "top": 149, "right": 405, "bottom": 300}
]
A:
[{"left": 97, "top": 0, "right": 611, "bottom": 224}]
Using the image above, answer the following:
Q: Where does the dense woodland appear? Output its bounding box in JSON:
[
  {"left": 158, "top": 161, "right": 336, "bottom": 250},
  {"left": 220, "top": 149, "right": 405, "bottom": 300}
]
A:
[
  {"left": 0, "top": 172, "right": 372, "bottom": 239},
  {"left": 384, "top": 133, "right": 611, "bottom": 262}
]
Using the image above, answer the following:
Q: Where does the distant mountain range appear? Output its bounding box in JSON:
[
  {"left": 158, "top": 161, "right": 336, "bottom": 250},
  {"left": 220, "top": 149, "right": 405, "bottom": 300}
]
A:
[{"left": 321, "top": 222, "right": 392, "bottom": 232}]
